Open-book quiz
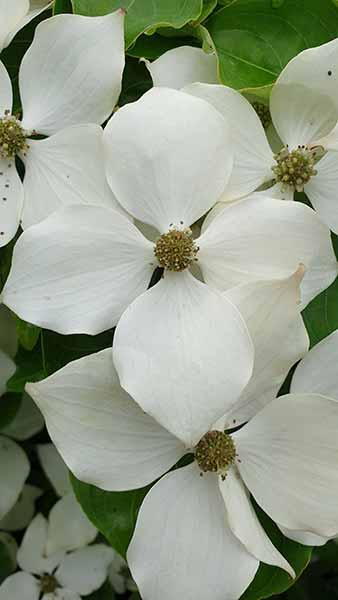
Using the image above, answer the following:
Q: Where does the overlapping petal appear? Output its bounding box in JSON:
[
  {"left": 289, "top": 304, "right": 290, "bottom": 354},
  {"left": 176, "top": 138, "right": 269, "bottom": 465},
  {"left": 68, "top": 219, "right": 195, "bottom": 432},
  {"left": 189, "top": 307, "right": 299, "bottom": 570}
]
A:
[
  {"left": 20, "top": 11, "right": 125, "bottom": 135},
  {"left": 197, "top": 195, "right": 336, "bottom": 306},
  {"left": 17, "top": 514, "right": 64, "bottom": 575},
  {"left": 184, "top": 83, "right": 274, "bottom": 200},
  {"left": 220, "top": 468, "right": 294, "bottom": 577},
  {"left": 145, "top": 46, "right": 218, "bottom": 89},
  {"left": 275, "top": 39, "right": 338, "bottom": 110},
  {"left": 305, "top": 151, "right": 338, "bottom": 233},
  {"left": 46, "top": 493, "right": 97, "bottom": 556},
  {"left": 113, "top": 271, "right": 254, "bottom": 447},
  {"left": 0, "top": 572, "right": 40, "bottom": 600},
  {"left": 128, "top": 463, "right": 259, "bottom": 600},
  {"left": 21, "top": 124, "right": 118, "bottom": 229},
  {"left": 55, "top": 545, "right": 114, "bottom": 596},
  {"left": 3, "top": 205, "right": 154, "bottom": 334},
  {"left": 224, "top": 268, "right": 309, "bottom": 425},
  {"left": 0, "top": 0, "right": 29, "bottom": 52},
  {"left": 0, "top": 158, "right": 24, "bottom": 248},
  {"left": 0, "top": 435, "right": 29, "bottom": 520},
  {"left": 291, "top": 330, "right": 338, "bottom": 400},
  {"left": 234, "top": 394, "right": 338, "bottom": 538},
  {"left": 0, "top": 60, "right": 12, "bottom": 114},
  {"left": 103, "top": 87, "right": 232, "bottom": 232},
  {"left": 270, "top": 83, "right": 337, "bottom": 148},
  {"left": 27, "top": 350, "right": 185, "bottom": 491}
]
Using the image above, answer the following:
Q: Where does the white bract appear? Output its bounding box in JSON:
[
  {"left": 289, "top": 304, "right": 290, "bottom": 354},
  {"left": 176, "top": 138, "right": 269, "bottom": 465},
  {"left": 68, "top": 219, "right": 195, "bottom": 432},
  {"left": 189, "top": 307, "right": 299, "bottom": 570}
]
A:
[
  {"left": 37, "top": 443, "right": 98, "bottom": 555},
  {"left": 0, "top": 306, "right": 30, "bottom": 522},
  {"left": 0, "top": 513, "right": 114, "bottom": 600},
  {"left": 0, "top": 0, "right": 52, "bottom": 53},
  {"left": 2, "top": 86, "right": 257, "bottom": 445},
  {"left": 0, "top": 9, "right": 125, "bottom": 247},
  {"left": 26, "top": 325, "right": 338, "bottom": 600},
  {"left": 148, "top": 41, "right": 338, "bottom": 235}
]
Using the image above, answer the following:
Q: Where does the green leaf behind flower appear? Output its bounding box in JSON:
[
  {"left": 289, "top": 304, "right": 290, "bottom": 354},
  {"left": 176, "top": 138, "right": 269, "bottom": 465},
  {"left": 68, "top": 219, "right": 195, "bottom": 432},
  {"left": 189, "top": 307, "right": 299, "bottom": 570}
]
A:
[{"left": 206, "top": 0, "right": 338, "bottom": 93}]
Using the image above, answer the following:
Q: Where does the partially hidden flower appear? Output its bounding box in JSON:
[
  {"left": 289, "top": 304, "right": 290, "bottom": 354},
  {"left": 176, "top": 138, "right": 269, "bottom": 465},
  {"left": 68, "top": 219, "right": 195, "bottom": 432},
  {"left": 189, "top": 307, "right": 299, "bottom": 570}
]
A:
[
  {"left": 26, "top": 325, "right": 338, "bottom": 600},
  {"left": 0, "top": 0, "right": 52, "bottom": 53},
  {"left": 146, "top": 42, "right": 338, "bottom": 235},
  {"left": 0, "top": 512, "right": 114, "bottom": 600},
  {"left": 0, "top": 9, "right": 125, "bottom": 247}
]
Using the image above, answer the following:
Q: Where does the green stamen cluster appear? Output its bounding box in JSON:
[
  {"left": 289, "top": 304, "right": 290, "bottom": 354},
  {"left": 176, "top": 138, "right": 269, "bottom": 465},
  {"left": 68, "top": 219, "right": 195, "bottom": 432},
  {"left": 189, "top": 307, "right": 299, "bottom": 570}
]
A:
[
  {"left": 40, "top": 574, "right": 59, "bottom": 594},
  {"left": 272, "top": 145, "right": 318, "bottom": 192},
  {"left": 252, "top": 102, "right": 271, "bottom": 129},
  {"left": 0, "top": 111, "right": 29, "bottom": 159},
  {"left": 154, "top": 227, "right": 199, "bottom": 271},
  {"left": 195, "top": 430, "right": 236, "bottom": 478}
]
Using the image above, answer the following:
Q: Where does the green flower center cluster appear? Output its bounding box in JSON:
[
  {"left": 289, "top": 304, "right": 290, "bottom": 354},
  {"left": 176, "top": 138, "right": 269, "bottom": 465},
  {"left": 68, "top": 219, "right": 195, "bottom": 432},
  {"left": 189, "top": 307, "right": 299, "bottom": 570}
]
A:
[
  {"left": 195, "top": 430, "right": 236, "bottom": 478},
  {"left": 154, "top": 227, "right": 199, "bottom": 271},
  {"left": 272, "top": 145, "right": 319, "bottom": 192},
  {"left": 0, "top": 111, "right": 29, "bottom": 159},
  {"left": 40, "top": 574, "right": 59, "bottom": 594},
  {"left": 252, "top": 101, "right": 271, "bottom": 129}
]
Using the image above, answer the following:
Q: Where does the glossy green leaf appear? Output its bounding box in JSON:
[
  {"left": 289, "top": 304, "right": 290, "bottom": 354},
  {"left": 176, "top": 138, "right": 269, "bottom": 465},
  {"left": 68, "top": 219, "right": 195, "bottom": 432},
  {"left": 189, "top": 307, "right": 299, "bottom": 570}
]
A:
[
  {"left": 0, "top": 533, "right": 17, "bottom": 584},
  {"left": 71, "top": 0, "right": 134, "bottom": 16},
  {"left": 41, "top": 329, "right": 113, "bottom": 375},
  {"left": 241, "top": 505, "right": 312, "bottom": 600},
  {"left": 206, "top": 0, "right": 338, "bottom": 92},
  {"left": 302, "top": 277, "right": 338, "bottom": 348},
  {"left": 72, "top": 0, "right": 203, "bottom": 48},
  {"left": 127, "top": 34, "right": 199, "bottom": 59},
  {"left": 0, "top": 393, "right": 22, "bottom": 430},
  {"left": 53, "top": 0, "right": 73, "bottom": 13},
  {"left": 71, "top": 474, "right": 149, "bottom": 558},
  {"left": 15, "top": 318, "right": 41, "bottom": 351},
  {"left": 7, "top": 342, "right": 45, "bottom": 393}
]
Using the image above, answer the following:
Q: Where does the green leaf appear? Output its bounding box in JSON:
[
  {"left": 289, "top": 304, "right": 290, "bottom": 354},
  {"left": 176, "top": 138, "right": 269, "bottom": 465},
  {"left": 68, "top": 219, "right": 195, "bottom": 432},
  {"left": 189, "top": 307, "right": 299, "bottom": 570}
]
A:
[
  {"left": 241, "top": 505, "right": 312, "bottom": 600},
  {"left": 7, "top": 342, "right": 45, "bottom": 393},
  {"left": 125, "top": 0, "right": 203, "bottom": 47},
  {"left": 41, "top": 329, "right": 113, "bottom": 375},
  {"left": 127, "top": 34, "right": 199, "bottom": 59},
  {"left": 15, "top": 317, "right": 41, "bottom": 351},
  {"left": 0, "top": 533, "right": 17, "bottom": 584},
  {"left": 0, "top": 393, "right": 22, "bottom": 430},
  {"left": 72, "top": 0, "right": 203, "bottom": 48},
  {"left": 197, "top": 0, "right": 217, "bottom": 22},
  {"left": 71, "top": 474, "right": 149, "bottom": 558},
  {"left": 302, "top": 277, "right": 338, "bottom": 348},
  {"left": 206, "top": 0, "right": 338, "bottom": 92},
  {"left": 53, "top": 0, "right": 73, "bottom": 13}
]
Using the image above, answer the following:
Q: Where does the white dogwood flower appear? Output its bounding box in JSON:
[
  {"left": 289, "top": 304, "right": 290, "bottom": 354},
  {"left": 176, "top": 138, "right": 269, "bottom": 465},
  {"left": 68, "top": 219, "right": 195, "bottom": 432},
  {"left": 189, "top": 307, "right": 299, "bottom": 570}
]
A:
[
  {"left": 26, "top": 321, "right": 338, "bottom": 600},
  {"left": 3, "top": 87, "right": 335, "bottom": 440},
  {"left": 0, "top": 0, "right": 52, "bottom": 53},
  {"left": 0, "top": 9, "right": 125, "bottom": 247},
  {"left": 147, "top": 41, "right": 338, "bottom": 234},
  {"left": 0, "top": 513, "right": 114, "bottom": 600}
]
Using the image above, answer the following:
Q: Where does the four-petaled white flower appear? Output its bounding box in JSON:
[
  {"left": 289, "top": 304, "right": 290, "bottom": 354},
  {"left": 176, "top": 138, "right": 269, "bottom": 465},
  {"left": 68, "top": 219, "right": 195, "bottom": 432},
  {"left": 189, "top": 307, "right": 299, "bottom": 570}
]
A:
[
  {"left": 0, "top": 0, "right": 52, "bottom": 53},
  {"left": 3, "top": 87, "right": 336, "bottom": 443},
  {"left": 146, "top": 41, "right": 338, "bottom": 236},
  {"left": 0, "top": 512, "right": 114, "bottom": 600},
  {"left": 0, "top": 9, "right": 125, "bottom": 247},
  {"left": 26, "top": 328, "right": 338, "bottom": 600}
]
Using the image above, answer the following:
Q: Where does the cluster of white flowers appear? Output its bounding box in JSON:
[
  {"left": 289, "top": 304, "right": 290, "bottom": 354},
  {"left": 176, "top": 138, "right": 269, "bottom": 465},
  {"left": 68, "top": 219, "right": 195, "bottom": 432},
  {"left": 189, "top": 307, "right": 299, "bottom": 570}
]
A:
[{"left": 1, "top": 3, "right": 338, "bottom": 600}]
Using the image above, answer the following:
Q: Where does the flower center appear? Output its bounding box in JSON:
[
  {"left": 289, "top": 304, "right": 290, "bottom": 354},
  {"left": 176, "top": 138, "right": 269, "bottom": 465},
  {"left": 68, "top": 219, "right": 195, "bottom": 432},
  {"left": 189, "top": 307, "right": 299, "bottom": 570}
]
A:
[
  {"left": 252, "top": 101, "right": 271, "bottom": 129},
  {"left": 271, "top": 145, "right": 320, "bottom": 192},
  {"left": 0, "top": 111, "right": 29, "bottom": 159},
  {"left": 40, "top": 574, "right": 59, "bottom": 594},
  {"left": 195, "top": 430, "right": 236, "bottom": 478},
  {"left": 154, "top": 227, "right": 199, "bottom": 272}
]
